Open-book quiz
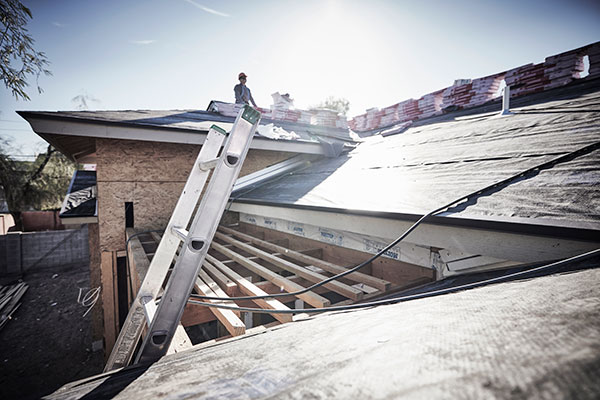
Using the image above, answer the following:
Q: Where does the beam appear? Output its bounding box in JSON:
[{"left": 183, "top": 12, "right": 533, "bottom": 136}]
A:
[
  {"left": 211, "top": 242, "right": 331, "bottom": 308},
  {"left": 126, "top": 228, "right": 151, "bottom": 288},
  {"left": 219, "top": 226, "right": 390, "bottom": 291},
  {"left": 205, "top": 254, "right": 292, "bottom": 323},
  {"left": 215, "top": 232, "right": 364, "bottom": 301},
  {"left": 194, "top": 274, "right": 245, "bottom": 337},
  {"left": 202, "top": 259, "right": 238, "bottom": 296}
]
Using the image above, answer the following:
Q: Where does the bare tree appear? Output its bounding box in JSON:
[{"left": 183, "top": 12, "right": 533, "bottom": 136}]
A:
[
  {"left": 310, "top": 96, "right": 350, "bottom": 116},
  {"left": 0, "top": 0, "right": 51, "bottom": 100}
]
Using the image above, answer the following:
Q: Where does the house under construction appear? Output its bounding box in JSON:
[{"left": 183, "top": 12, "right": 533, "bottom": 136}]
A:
[{"left": 16, "top": 41, "right": 600, "bottom": 398}]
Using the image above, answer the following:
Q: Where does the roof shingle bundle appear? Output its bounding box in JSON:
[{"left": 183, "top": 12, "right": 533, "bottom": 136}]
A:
[{"left": 349, "top": 41, "right": 600, "bottom": 132}]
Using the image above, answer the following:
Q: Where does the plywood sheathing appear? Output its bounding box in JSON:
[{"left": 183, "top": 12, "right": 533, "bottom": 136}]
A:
[{"left": 95, "top": 138, "right": 295, "bottom": 253}]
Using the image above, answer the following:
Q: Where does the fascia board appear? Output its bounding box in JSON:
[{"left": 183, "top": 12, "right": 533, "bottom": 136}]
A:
[{"left": 22, "top": 115, "right": 327, "bottom": 155}]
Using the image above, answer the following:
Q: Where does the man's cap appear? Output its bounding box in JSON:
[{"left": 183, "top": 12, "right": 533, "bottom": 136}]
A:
[{"left": 238, "top": 72, "right": 247, "bottom": 79}]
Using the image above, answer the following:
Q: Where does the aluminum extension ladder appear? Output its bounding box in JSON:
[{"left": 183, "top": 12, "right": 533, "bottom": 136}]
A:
[{"left": 105, "top": 105, "right": 261, "bottom": 370}]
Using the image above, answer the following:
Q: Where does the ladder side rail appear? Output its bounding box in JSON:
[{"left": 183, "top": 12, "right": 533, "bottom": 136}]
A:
[
  {"left": 104, "top": 125, "right": 227, "bottom": 372},
  {"left": 135, "top": 106, "right": 260, "bottom": 364}
]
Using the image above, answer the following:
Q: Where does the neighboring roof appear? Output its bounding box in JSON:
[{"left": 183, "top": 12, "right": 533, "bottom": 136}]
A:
[
  {"left": 59, "top": 170, "right": 97, "bottom": 220},
  {"left": 0, "top": 186, "right": 9, "bottom": 214},
  {"left": 232, "top": 78, "right": 600, "bottom": 233},
  {"left": 47, "top": 262, "right": 600, "bottom": 399},
  {"left": 18, "top": 107, "right": 356, "bottom": 162}
]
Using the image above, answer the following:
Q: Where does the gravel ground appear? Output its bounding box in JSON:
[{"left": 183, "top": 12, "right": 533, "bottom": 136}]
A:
[{"left": 0, "top": 263, "right": 104, "bottom": 400}]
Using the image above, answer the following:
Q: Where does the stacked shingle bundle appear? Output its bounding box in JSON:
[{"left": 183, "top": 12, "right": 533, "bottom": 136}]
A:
[
  {"left": 310, "top": 109, "right": 341, "bottom": 128},
  {"left": 441, "top": 82, "right": 475, "bottom": 110},
  {"left": 365, "top": 108, "right": 384, "bottom": 130},
  {"left": 417, "top": 91, "right": 444, "bottom": 119},
  {"left": 379, "top": 103, "right": 401, "bottom": 127},
  {"left": 297, "top": 111, "right": 312, "bottom": 124},
  {"left": 212, "top": 102, "right": 245, "bottom": 118},
  {"left": 467, "top": 73, "right": 505, "bottom": 106},
  {"left": 397, "top": 99, "right": 420, "bottom": 122},
  {"left": 543, "top": 51, "right": 580, "bottom": 90},
  {"left": 588, "top": 42, "right": 600, "bottom": 78},
  {"left": 505, "top": 62, "right": 549, "bottom": 97},
  {"left": 348, "top": 114, "right": 367, "bottom": 131}
]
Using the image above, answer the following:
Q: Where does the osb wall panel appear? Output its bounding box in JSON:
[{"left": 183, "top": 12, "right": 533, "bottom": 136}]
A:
[
  {"left": 239, "top": 149, "right": 295, "bottom": 177},
  {"left": 96, "top": 139, "right": 199, "bottom": 182},
  {"left": 98, "top": 181, "right": 184, "bottom": 251},
  {"left": 96, "top": 139, "right": 295, "bottom": 182},
  {"left": 96, "top": 138, "right": 296, "bottom": 252}
]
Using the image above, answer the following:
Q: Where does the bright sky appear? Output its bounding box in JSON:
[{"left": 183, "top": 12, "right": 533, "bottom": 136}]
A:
[{"left": 1, "top": 0, "right": 599, "bottom": 157}]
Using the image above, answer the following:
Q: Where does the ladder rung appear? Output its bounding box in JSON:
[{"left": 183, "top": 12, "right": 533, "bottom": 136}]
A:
[
  {"left": 171, "top": 227, "right": 189, "bottom": 242},
  {"left": 199, "top": 158, "right": 219, "bottom": 171},
  {"left": 142, "top": 297, "right": 157, "bottom": 325}
]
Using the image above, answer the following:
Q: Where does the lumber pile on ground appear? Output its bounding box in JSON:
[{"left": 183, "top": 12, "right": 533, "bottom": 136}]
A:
[{"left": 0, "top": 282, "right": 28, "bottom": 330}]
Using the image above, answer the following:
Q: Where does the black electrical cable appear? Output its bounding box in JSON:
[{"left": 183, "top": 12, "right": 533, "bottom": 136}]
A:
[
  {"left": 186, "top": 248, "right": 600, "bottom": 314},
  {"left": 192, "top": 140, "right": 600, "bottom": 302}
]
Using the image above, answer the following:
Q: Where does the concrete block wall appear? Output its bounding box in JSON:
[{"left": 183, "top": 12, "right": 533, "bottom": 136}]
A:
[
  {"left": 349, "top": 41, "right": 600, "bottom": 132},
  {"left": 0, "top": 225, "right": 89, "bottom": 276}
]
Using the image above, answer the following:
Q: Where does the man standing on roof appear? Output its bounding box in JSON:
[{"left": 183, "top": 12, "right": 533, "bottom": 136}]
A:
[{"left": 234, "top": 72, "right": 258, "bottom": 108}]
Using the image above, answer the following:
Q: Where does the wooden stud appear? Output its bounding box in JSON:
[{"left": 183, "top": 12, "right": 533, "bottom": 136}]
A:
[
  {"left": 203, "top": 258, "right": 238, "bottom": 296},
  {"left": 194, "top": 274, "right": 245, "bottom": 337},
  {"left": 100, "top": 251, "right": 117, "bottom": 358},
  {"left": 215, "top": 232, "right": 364, "bottom": 301},
  {"left": 126, "top": 228, "right": 150, "bottom": 289},
  {"left": 205, "top": 254, "right": 292, "bottom": 323},
  {"left": 219, "top": 226, "right": 391, "bottom": 291},
  {"left": 211, "top": 242, "right": 331, "bottom": 308}
]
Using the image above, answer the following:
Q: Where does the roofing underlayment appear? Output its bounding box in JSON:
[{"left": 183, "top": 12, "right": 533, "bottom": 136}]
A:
[
  {"left": 17, "top": 107, "right": 356, "bottom": 161},
  {"left": 232, "top": 78, "right": 600, "bottom": 232},
  {"left": 59, "top": 170, "right": 97, "bottom": 220},
  {"left": 47, "top": 259, "right": 600, "bottom": 399}
]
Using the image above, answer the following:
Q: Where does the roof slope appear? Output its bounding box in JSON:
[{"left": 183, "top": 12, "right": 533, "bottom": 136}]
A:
[
  {"left": 233, "top": 79, "right": 600, "bottom": 231},
  {"left": 18, "top": 108, "right": 357, "bottom": 162},
  {"left": 59, "top": 170, "right": 96, "bottom": 219},
  {"left": 48, "top": 263, "right": 600, "bottom": 399}
]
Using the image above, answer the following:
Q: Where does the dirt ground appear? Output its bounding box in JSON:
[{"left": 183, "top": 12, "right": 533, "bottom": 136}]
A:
[{"left": 0, "top": 263, "right": 104, "bottom": 400}]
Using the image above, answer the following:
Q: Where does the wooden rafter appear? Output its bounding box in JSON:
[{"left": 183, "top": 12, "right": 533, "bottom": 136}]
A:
[{"left": 219, "top": 226, "right": 391, "bottom": 291}]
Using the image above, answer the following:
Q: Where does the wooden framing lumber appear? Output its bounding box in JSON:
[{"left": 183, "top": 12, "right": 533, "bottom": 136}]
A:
[
  {"left": 205, "top": 254, "right": 292, "bottom": 323},
  {"left": 100, "top": 251, "right": 117, "bottom": 357},
  {"left": 180, "top": 303, "right": 216, "bottom": 326},
  {"left": 198, "top": 269, "right": 240, "bottom": 317},
  {"left": 219, "top": 226, "right": 391, "bottom": 291},
  {"left": 194, "top": 274, "right": 245, "bottom": 337},
  {"left": 215, "top": 232, "right": 364, "bottom": 301},
  {"left": 202, "top": 259, "right": 238, "bottom": 296},
  {"left": 167, "top": 326, "right": 193, "bottom": 355},
  {"left": 211, "top": 242, "right": 331, "bottom": 308},
  {"left": 126, "top": 228, "right": 150, "bottom": 291}
]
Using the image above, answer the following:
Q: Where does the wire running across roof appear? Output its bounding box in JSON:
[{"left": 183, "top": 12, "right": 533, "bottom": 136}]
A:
[{"left": 46, "top": 259, "right": 600, "bottom": 399}]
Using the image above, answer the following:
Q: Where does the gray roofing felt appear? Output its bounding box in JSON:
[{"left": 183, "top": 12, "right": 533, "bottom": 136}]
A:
[
  {"left": 47, "top": 263, "right": 600, "bottom": 399},
  {"left": 18, "top": 108, "right": 354, "bottom": 144},
  {"left": 233, "top": 79, "right": 600, "bottom": 231}
]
